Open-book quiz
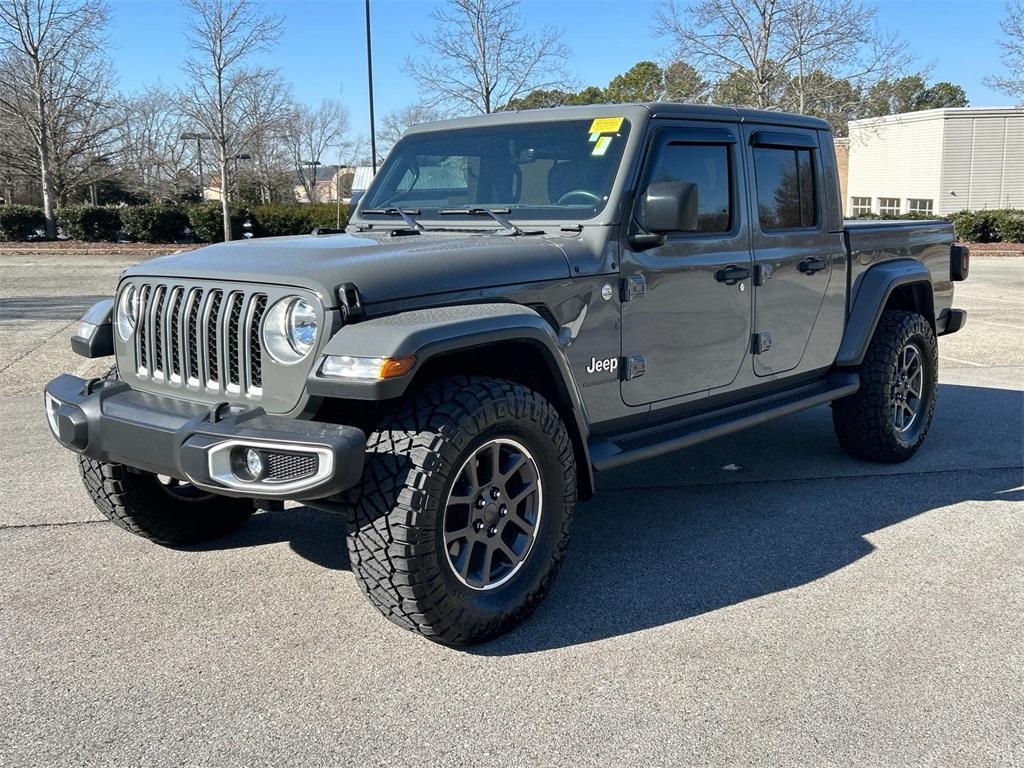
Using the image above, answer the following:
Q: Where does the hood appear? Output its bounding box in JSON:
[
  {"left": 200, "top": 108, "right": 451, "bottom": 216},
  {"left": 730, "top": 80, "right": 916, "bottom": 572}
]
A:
[{"left": 125, "top": 231, "right": 572, "bottom": 308}]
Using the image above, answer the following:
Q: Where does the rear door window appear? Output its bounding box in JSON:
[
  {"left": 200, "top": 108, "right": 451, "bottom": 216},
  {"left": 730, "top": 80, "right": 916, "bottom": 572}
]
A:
[{"left": 753, "top": 147, "right": 817, "bottom": 230}]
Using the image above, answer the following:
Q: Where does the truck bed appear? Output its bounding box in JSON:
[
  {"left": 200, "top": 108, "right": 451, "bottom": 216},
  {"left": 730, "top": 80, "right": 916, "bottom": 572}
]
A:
[{"left": 843, "top": 219, "right": 956, "bottom": 323}]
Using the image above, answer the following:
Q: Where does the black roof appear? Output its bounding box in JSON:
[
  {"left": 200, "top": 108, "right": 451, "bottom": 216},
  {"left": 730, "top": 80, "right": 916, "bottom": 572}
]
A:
[{"left": 408, "top": 103, "right": 831, "bottom": 135}]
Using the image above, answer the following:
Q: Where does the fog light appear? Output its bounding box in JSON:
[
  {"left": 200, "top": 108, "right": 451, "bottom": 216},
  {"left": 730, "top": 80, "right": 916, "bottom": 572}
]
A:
[{"left": 244, "top": 448, "right": 265, "bottom": 480}]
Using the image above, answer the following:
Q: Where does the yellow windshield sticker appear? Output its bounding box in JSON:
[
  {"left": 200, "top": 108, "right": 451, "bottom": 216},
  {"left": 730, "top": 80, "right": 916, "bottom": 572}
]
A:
[
  {"left": 592, "top": 135, "right": 613, "bottom": 156},
  {"left": 589, "top": 117, "right": 624, "bottom": 134}
]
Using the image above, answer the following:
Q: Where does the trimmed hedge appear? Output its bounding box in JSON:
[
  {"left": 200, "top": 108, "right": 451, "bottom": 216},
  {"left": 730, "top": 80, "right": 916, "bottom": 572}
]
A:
[
  {"left": 852, "top": 211, "right": 938, "bottom": 221},
  {"left": 249, "top": 204, "right": 314, "bottom": 237},
  {"left": 0, "top": 201, "right": 349, "bottom": 243},
  {"left": 57, "top": 205, "right": 122, "bottom": 241},
  {"left": 121, "top": 204, "right": 190, "bottom": 243},
  {"left": 851, "top": 208, "right": 1024, "bottom": 243},
  {"left": 247, "top": 203, "right": 348, "bottom": 237},
  {"left": 185, "top": 202, "right": 247, "bottom": 243},
  {"left": 948, "top": 209, "right": 1024, "bottom": 243},
  {"left": 0, "top": 205, "right": 45, "bottom": 241},
  {"left": 305, "top": 202, "right": 349, "bottom": 231},
  {"left": 993, "top": 210, "right": 1024, "bottom": 243}
]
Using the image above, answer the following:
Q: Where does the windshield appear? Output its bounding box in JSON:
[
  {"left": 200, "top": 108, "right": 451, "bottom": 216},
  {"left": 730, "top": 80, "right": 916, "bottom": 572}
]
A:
[{"left": 360, "top": 118, "right": 631, "bottom": 221}]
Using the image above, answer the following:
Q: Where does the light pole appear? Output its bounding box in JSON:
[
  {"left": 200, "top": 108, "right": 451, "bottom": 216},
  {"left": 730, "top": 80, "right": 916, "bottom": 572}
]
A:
[
  {"left": 228, "top": 153, "right": 252, "bottom": 199},
  {"left": 180, "top": 132, "right": 212, "bottom": 201},
  {"left": 365, "top": 0, "right": 377, "bottom": 173},
  {"left": 300, "top": 159, "right": 321, "bottom": 203}
]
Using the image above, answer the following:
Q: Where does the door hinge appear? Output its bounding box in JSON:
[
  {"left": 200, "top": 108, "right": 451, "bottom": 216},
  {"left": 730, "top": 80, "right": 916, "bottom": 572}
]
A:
[
  {"left": 622, "top": 354, "right": 646, "bottom": 380},
  {"left": 621, "top": 274, "right": 647, "bottom": 302},
  {"left": 752, "top": 332, "right": 773, "bottom": 355},
  {"left": 754, "top": 263, "right": 774, "bottom": 286}
]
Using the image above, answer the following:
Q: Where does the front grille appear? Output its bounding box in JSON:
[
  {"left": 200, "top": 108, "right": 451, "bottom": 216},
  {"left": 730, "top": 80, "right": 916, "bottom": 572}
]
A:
[{"left": 132, "top": 282, "right": 268, "bottom": 398}]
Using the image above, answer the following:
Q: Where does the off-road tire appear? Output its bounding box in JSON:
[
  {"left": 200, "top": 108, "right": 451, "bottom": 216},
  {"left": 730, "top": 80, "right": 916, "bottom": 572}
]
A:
[
  {"left": 76, "top": 366, "right": 253, "bottom": 546},
  {"left": 832, "top": 309, "right": 938, "bottom": 462},
  {"left": 79, "top": 458, "right": 254, "bottom": 546},
  {"left": 345, "top": 376, "right": 576, "bottom": 646}
]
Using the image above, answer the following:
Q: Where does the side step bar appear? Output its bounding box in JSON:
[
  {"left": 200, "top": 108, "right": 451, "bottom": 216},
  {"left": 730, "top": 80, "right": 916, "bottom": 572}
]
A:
[{"left": 590, "top": 373, "right": 859, "bottom": 471}]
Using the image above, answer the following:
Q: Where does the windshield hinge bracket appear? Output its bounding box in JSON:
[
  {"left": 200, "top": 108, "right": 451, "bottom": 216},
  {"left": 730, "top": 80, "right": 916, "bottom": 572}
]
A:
[{"left": 338, "top": 283, "right": 365, "bottom": 322}]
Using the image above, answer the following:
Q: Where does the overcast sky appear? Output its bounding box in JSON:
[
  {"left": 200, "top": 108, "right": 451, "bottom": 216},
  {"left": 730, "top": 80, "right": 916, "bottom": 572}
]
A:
[{"left": 108, "top": 0, "right": 1013, "bottom": 150}]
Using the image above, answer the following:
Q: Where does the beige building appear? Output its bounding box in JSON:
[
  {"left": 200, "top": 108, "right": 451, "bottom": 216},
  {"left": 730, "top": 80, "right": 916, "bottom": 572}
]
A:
[{"left": 845, "top": 107, "right": 1024, "bottom": 217}]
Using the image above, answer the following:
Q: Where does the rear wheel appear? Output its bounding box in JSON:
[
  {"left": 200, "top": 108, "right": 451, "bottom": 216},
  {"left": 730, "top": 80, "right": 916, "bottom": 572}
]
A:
[
  {"left": 832, "top": 309, "right": 938, "bottom": 462},
  {"left": 345, "top": 376, "right": 576, "bottom": 645}
]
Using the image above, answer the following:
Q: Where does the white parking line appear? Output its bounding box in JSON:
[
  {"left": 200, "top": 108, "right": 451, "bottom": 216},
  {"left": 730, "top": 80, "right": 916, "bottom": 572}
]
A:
[
  {"left": 953, "top": 294, "right": 1024, "bottom": 306},
  {"left": 940, "top": 354, "right": 986, "bottom": 367},
  {"left": 958, "top": 317, "right": 1024, "bottom": 329}
]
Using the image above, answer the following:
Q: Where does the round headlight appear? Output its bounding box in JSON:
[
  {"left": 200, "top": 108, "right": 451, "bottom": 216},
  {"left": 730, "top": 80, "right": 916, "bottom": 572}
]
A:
[
  {"left": 116, "top": 285, "right": 138, "bottom": 341},
  {"left": 288, "top": 298, "right": 318, "bottom": 355},
  {"left": 262, "top": 296, "right": 319, "bottom": 364}
]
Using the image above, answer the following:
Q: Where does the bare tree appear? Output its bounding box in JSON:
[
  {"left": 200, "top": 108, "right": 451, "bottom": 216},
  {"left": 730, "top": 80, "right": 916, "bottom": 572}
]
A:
[
  {"left": 118, "top": 86, "right": 192, "bottom": 201},
  {"left": 781, "top": 0, "right": 908, "bottom": 117},
  {"left": 47, "top": 55, "right": 122, "bottom": 205},
  {"left": 0, "top": 0, "right": 112, "bottom": 236},
  {"left": 237, "top": 72, "right": 294, "bottom": 203},
  {"left": 986, "top": 1, "right": 1024, "bottom": 103},
  {"left": 179, "top": 0, "right": 282, "bottom": 240},
  {"left": 289, "top": 99, "right": 349, "bottom": 204},
  {"left": 404, "top": 0, "right": 571, "bottom": 114},
  {"left": 378, "top": 103, "right": 443, "bottom": 159},
  {"left": 656, "top": 0, "right": 908, "bottom": 116}
]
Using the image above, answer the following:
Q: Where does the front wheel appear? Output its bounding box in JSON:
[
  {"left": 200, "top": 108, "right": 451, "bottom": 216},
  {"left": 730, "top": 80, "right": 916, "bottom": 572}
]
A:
[
  {"left": 832, "top": 309, "right": 938, "bottom": 462},
  {"left": 345, "top": 376, "right": 577, "bottom": 645},
  {"left": 79, "top": 458, "right": 254, "bottom": 546}
]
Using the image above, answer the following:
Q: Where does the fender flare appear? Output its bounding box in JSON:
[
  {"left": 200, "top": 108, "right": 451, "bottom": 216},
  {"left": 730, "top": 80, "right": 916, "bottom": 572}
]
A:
[
  {"left": 307, "top": 303, "right": 596, "bottom": 498},
  {"left": 835, "top": 259, "right": 933, "bottom": 367}
]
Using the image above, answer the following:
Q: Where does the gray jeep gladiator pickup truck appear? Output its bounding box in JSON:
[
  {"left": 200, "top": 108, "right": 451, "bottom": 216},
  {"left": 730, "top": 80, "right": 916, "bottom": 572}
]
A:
[{"left": 45, "top": 103, "right": 969, "bottom": 645}]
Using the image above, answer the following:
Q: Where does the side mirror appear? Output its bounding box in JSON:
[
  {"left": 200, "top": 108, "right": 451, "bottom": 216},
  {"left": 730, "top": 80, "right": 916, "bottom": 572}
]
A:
[{"left": 643, "top": 181, "right": 699, "bottom": 233}]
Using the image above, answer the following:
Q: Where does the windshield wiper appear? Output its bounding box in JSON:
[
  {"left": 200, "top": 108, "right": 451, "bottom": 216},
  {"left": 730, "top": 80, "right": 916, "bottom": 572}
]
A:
[
  {"left": 438, "top": 207, "right": 526, "bottom": 236},
  {"left": 361, "top": 207, "right": 424, "bottom": 231}
]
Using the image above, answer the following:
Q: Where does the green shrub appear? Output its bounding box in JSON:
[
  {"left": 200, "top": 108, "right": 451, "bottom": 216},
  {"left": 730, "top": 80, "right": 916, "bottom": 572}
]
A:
[
  {"left": 121, "top": 204, "right": 189, "bottom": 243},
  {"left": 186, "top": 201, "right": 247, "bottom": 242},
  {"left": 0, "top": 205, "right": 45, "bottom": 241},
  {"left": 947, "top": 209, "right": 1024, "bottom": 243},
  {"left": 250, "top": 204, "right": 315, "bottom": 237},
  {"left": 993, "top": 209, "right": 1024, "bottom": 243},
  {"left": 306, "top": 202, "right": 349, "bottom": 231},
  {"left": 948, "top": 210, "right": 996, "bottom": 242},
  {"left": 57, "top": 205, "right": 121, "bottom": 241}
]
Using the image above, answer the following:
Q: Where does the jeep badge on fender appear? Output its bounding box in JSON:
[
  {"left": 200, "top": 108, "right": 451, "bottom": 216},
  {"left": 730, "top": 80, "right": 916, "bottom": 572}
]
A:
[
  {"left": 44, "top": 103, "right": 967, "bottom": 646},
  {"left": 586, "top": 356, "right": 619, "bottom": 374}
]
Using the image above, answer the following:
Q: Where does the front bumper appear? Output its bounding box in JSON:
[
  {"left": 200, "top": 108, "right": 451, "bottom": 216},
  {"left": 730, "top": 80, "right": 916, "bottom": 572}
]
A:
[{"left": 44, "top": 374, "right": 366, "bottom": 500}]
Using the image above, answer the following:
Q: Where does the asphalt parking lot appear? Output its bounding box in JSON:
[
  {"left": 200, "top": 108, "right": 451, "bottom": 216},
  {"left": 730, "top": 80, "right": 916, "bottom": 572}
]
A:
[{"left": 1, "top": 251, "right": 1021, "bottom": 767}]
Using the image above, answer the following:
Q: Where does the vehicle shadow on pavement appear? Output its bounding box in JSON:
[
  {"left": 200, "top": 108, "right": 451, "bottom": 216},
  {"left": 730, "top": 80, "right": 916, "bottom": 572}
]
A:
[
  {"left": 190, "top": 505, "right": 351, "bottom": 571},
  {"left": 474, "top": 382, "right": 1024, "bottom": 655},
  {"left": 189, "top": 383, "right": 1022, "bottom": 651}
]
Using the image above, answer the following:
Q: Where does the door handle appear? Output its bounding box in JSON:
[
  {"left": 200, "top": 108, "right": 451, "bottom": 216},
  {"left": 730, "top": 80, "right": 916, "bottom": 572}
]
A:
[
  {"left": 798, "top": 256, "right": 828, "bottom": 275},
  {"left": 714, "top": 265, "right": 751, "bottom": 285}
]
